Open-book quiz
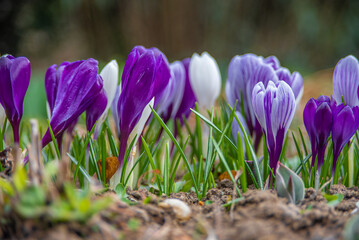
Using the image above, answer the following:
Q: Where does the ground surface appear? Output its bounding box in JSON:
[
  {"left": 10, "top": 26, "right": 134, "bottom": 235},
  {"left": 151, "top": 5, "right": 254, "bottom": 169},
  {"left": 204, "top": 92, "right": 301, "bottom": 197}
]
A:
[{"left": 2, "top": 181, "right": 359, "bottom": 240}]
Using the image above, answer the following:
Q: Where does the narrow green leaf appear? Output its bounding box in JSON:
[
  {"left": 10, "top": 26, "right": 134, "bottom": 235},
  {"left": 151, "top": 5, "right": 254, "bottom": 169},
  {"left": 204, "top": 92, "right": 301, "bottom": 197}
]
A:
[
  {"left": 47, "top": 119, "right": 60, "bottom": 159},
  {"left": 68, "top": 154, "right": 92, "bottom": 182},
  {"left": 212, "top": 139, "right": 241, "bottom": 197},
  {"left": 141, "top": 136, "right": 163, "bottom": 194},
  {"left": 150, "top": 106, "right": 199, "bottom": 197}
]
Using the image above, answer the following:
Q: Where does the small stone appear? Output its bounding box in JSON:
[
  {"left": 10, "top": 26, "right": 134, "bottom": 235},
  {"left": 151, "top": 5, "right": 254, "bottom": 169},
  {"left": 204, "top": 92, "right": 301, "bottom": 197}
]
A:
[{"left": 158, "top": 199, "right": 191, "bottom": 221}]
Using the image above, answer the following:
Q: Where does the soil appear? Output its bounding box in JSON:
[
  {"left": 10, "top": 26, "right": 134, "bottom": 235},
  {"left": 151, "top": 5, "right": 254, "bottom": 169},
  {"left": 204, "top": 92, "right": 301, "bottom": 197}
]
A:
[{"left": 2, "top": 181, "right": 359, "bottom": 240}]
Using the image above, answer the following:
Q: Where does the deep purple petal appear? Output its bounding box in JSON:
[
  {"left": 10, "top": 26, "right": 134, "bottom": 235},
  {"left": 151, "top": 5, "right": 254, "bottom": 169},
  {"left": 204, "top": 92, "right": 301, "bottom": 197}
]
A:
[
  {"left": 51, "top": 59, "right": 98, "bottom": 126},
  {"left": 10, "top": 57, "right": 31, "bottom": 116},
  {"left": 41, "top": 59, "right": 102, "bottom": 147},
  {"left": 332, "top": 105, "right": 359, "bottom": 168},
  {"left": 0, "top": 55, "right": 31, "bottom": 143},
  {"left": 45, "top": 65, "right": 58, "bottom": 113},
  {"left": 117, "top": 50, "right": 157, "bottom": 139},
  {"left": 303, "top": 98, "right": 318, "bottom": 157},
  {"left": 174, "top": 58, "right": 196, "bottom": 122},
  {"left": 121, "top": 46, "right": 145, "bottom": 90},
  {"left": 313, "top": 102, "right": 332, "bottom": 167},
  {"left": 0, "top": 57, "right": 15, "bottom": 118},
  {"left": 86, "top": 87, "right": 107, "bottom": 132}
]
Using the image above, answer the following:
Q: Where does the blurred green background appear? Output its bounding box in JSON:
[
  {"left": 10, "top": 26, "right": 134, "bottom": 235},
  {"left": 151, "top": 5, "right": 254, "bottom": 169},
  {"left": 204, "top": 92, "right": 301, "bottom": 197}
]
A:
[{"left": 1, "top": 0, "right": 359, "bottom": 119}]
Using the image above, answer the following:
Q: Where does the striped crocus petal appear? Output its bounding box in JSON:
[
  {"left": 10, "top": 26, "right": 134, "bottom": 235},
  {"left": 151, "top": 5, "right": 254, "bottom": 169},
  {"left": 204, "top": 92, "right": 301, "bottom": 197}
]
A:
[
  {"left": 252, "top": 81, "right": 295, "bottom": 173},
  {"left": 226, "top": 54, "right": 262, "bottom": 114},
  {"left": 276, "top": 67, "right": 304, "bottom": 104},
  {"left": 247, "top": 62, "right": 279, "bottom": 147},
  {"left": 333, "top": 55, "right": 359, "bottom": 106},
  {"left": 264, "top": 55, "right": 281, "bottom": 70}
]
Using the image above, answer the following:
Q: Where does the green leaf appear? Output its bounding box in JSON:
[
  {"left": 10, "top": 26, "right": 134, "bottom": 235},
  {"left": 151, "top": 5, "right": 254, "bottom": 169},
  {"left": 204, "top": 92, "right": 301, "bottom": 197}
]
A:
[
  {"left": 276, "top": 162, "right": 305, "bottom": 204},
  {"left": 150, "top": 106, "right": 199, "bottom": 197},
  {"left": 68, "top": 154, "right": 92, "bottom": 182},
  {"left": 212, "top": 139, "right": 241, "bottom": 197},
  {"left": 323, "top": 193, "right": 344, "bottom": 207}
]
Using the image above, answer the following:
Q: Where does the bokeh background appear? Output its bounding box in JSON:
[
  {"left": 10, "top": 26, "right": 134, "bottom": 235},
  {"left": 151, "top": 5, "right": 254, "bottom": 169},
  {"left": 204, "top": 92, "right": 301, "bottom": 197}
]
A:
[{"left": 1, "top": 0, "right": 359, "bottom": 119}]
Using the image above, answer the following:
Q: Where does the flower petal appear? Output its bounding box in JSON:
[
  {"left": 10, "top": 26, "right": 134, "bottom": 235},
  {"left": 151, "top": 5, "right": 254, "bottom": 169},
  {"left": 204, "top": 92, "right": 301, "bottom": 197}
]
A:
[
  {"left": 86, "top": 88, "right": 108, "bottom": 132},
  {"left": 333, "top": 55, "right": 359, "bottom": 106},
  {"left": 189, "top": 52, "right": 221, "bottom": 109},
  {"left": 174, "top": 58, "right": 196, "bottom": 122}
]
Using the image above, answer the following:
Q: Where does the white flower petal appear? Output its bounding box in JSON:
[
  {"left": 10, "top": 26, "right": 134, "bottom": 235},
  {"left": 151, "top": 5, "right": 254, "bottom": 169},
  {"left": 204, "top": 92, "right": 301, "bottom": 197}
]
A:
[
  {"left": 94, "top": 60, "right": 119, "bottom": 138},
  {"left": 128, "top": 97, "right": 155, "bottom": 145},
  {"left": 189, "top": 52, "right": 221, "bottom": 109}
]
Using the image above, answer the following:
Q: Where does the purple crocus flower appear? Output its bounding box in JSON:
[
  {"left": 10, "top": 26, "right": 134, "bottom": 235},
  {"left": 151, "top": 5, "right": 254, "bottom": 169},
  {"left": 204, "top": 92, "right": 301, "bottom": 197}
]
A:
[
  {"left": 276, "top": 67, "right": 303, "bottom": 104},
  {"left": 116, "top": 46, "right": 171, "bottom": 165},
  {"left": 160, "top": 60, "right": 186, "bottom": 123},
  {"left": 303, "top": 96, "right": 334, "bottom": 169},
  {"left": 0, "top": 55, "right": 31, "bottom": 144},
  {"left": 252, "top": 81, "right": 296, "bottom": 174},
  {"left": 226, "top": 54, "right": 303, "bottom": 152},
  {"left": 333, "top": 55, "right": 359, "bottom": 106},
  {"left": 42, "top": 58, "right": 104, "bottom": 148},
  {"left": 86, "top": 89, "right": 107, "bottom": 132},
  {"left": 332, "top": 104, "right": 359, "bottom": 173},
  {"left": 173, "top": 58, "right": 197, "bottom": 133}
]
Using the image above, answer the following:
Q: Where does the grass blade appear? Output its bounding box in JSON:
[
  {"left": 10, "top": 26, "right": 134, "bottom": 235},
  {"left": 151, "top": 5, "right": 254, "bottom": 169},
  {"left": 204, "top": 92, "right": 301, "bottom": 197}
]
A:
[{"left": 150, "top": 106, "right": 199, "bottom": 197}]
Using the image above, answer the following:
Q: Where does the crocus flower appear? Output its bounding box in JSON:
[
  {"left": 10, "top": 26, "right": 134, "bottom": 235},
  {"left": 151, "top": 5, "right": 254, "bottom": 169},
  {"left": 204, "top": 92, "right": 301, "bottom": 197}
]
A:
[
  {"left": 189, "top": 52, "right": 221, "bottom": 110},
  {"left": 86, "top": 89, "right": 107, "bottom": 132},
  {"left": 276, "top": 67, "right": 304, "bottom": 105},
  {"left": 174, "top": 58, "right": 196, "bottom": 124},
  {"left": 303, "top": 96, "right": 334, "bottom": 168},
  {"left": 332, "top": 104, "right": 359, "bottom": 173},
  {"left": 116, "top": 46, "right": 171, "bottom": 166},
  {"left": 160, "top": 60, "right": 186, "bottom": 123},
  {"left": 0, "top": 55, "right": 31, "bottom": 144},
  {"left": 252, "top": 81, "right": 296, "bottom": 174},
  {"left": 42, "top": 58, "right": 104, "bottom": 148},
  {"left": 333, "top": 55, "right": 359, "bottom": 106},
  {"left": 90, "top": 60, "right": 119, "bottom": 138},
  {"left": 226, "top": 54, "right": 303, "bottom": 151}
]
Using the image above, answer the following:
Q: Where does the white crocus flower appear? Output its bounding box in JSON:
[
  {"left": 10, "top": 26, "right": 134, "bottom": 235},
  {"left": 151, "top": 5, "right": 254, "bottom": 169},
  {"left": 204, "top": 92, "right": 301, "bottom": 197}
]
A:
[
  {"left": 189, "top": 52, "right": 221, "bottom": 110},
  {"left": 94, "top": 60, "right": 119, "bottom": 138}
]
